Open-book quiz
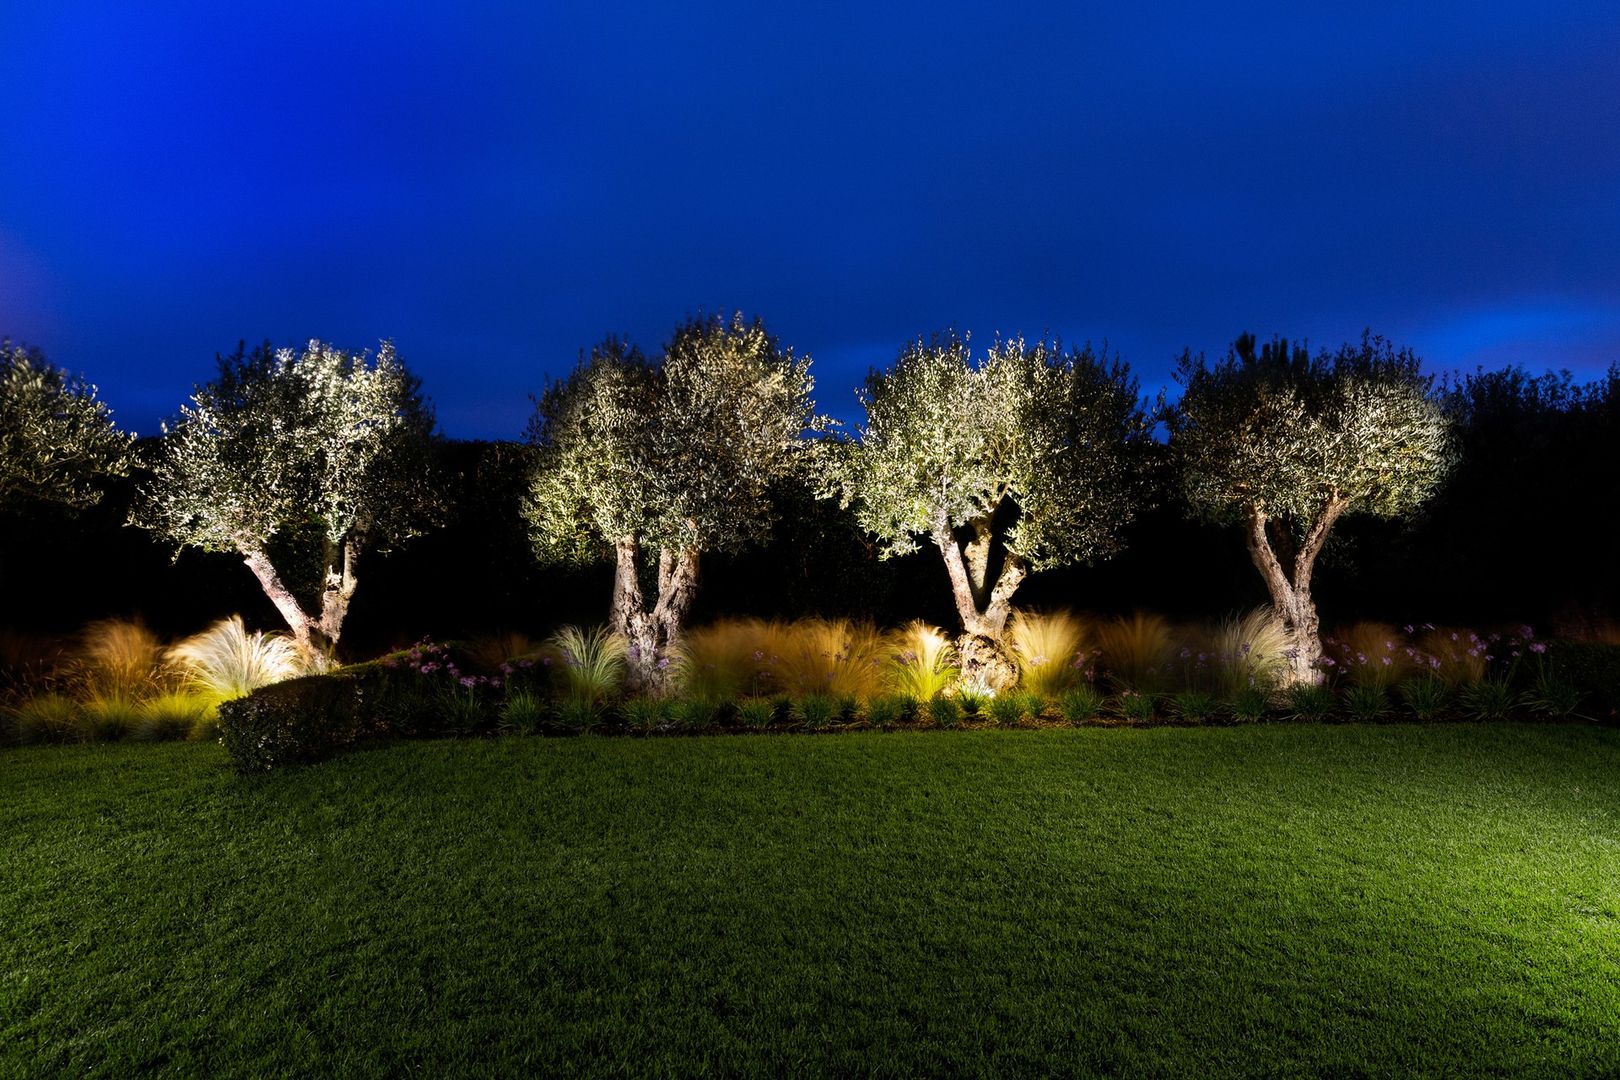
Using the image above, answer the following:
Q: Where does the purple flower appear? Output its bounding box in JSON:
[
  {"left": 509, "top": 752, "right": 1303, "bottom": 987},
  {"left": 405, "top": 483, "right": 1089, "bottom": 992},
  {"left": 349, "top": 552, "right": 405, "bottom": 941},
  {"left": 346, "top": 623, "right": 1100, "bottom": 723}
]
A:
[
  {"left": 1530, "top": 642, "right": 1548, "bottom": 654},
  {"left": 1403, "top": 624, "right": 1415, "bottom": 635},
  {"left": 1521, "top": 625, "right": 1535, "bottom": 640},
  {"left": 460, "top": 676, "right": 476, "bottom": 688},
  {"left": 752, "top": 650, "right": 765, "bottom": 662},
  {"left": 656, "top": 657, "right": 671, "bottom": 670},
  {"left": 1381, "top": 656, "right": 1391, "bottom": 666}
]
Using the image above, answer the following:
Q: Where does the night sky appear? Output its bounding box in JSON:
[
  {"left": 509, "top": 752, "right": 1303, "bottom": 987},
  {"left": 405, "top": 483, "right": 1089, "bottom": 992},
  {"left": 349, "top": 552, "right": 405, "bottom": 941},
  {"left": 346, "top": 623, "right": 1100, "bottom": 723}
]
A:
[{"left": 3, "top": 2, "right": 1618, "bottom": 438}]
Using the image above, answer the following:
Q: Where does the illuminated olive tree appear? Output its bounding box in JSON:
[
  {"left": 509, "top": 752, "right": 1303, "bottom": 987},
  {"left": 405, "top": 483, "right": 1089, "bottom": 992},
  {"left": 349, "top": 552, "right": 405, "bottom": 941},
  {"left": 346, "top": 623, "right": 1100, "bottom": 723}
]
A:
[
  {"left": 0, "top": 341, "right": 133, "bottom": 513},
  {"left": 135, "top": 340, "right": 437, "bottom": 658},
  {"left": 526, "top": 313, "right": 828, "bottom": 685},
  {"left": 1166, "top": 333, "right": 1453, "bottom": 683},
  {"left": 834, "top": 333, "right": 1149, "bottom": 686}
]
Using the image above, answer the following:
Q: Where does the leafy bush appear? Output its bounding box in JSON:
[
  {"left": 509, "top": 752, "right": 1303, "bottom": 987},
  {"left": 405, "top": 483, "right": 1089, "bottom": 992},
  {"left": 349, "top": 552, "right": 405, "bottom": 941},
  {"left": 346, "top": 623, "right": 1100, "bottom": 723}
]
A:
[
  {"left": 668, "top": 697, "right": 726, "bottom": 732},
  {"left": 1058, "top": 685, "right": 1105, "bottom": 725},
  {"left": 1525, "top": 670, "right": 1583, "bottom": 720},
  {"left": 888, "top": 621, "right": 959, "bottom": 702},
  {"left": 1397, "top": 676, "right": 1450, "bottom": 721},
  {"left": 1283, "top": 682, "right": 1335, "bottom": 722},
  {"left": 1008, "top": 610, "right": 1086, "bottom": 697},
  {"left": 217, "top": 673, "right": 365, "bottom": 772},
  {"left": 167, "top": 615, "right": 304, "bottom": 704},
  {"left": 1095, "top": 613, "right": 1173, "bottom": 693}
]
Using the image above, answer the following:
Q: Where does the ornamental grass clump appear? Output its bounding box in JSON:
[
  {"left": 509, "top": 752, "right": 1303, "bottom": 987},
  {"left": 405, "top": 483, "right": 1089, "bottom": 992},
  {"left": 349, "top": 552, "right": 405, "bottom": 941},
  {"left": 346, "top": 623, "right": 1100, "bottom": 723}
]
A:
[
  {"left": 773, "top": 619, "right": 888, "bottom": 700},
  {"left": 136, "top": 690, "right": 214, "bottom": 740},
  {"left": 76, "top": 619, "right": 167, "bottom": 701},
  {"left": 676, "top": 618, "right": 782, "bottom": 700},
  {"left": 1326, "top": 622, "right": 1413, "bottom": 689},
  {"left": 1397, "top": 676, "right": 1450, "bottom": 721},
  {"left": 1283, "top": 682, "right": 1336, "bottom": 722},
  {"left": 1413, "top": 627, "right": 1488, "bottom": 687},
  {"left": 1168, "top": 690, "right": 1219, "bottom": 724},
  {"left": 1209, "top": 608, "right": 1291, "bottom": 697},
  {"left": 1007, "top": 609, "right": 1088, "bottom": 697},
  {"left": 1342, "top": 684, "right": 1391, "bottom": 721},
  {"left": 80, "top": 693, "right": 142, "bottom": 741},
  {"left": 167, "top": 616, "right": 304, "bottom": 705},
  {"left": 548, "top": 625, "right": 628, "bottom": 705},
  {"left": 1058, "top": 685, "right": 1105, "bottom": 725},
  {"left": 9, "top": 693, "right": 84, "bottom": 743},
  {"left": 1095, "top": 613, "right": 1174, "bottom": 693},
  {"left": 887, "top": 621, "right": 959, "bottom": 702},
  {"left": 497, "top": 688, "right": 547, "bottom": 735}
]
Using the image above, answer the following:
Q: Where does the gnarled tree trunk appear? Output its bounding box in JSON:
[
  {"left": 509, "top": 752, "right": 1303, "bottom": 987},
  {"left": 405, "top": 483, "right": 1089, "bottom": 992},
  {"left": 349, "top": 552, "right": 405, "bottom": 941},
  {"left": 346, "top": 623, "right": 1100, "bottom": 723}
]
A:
[
  {"left": 610, "top": 538, "right": 700, "bottom": 691},
  {"left": 933, "top": 513, "right": 1026, "bottom": 690},
  {"left": 241, "top": 539, "right": 359, "bottom": 666},
  {"left": 1243, "top": 498, "right": 1347, "bottom": 685}
]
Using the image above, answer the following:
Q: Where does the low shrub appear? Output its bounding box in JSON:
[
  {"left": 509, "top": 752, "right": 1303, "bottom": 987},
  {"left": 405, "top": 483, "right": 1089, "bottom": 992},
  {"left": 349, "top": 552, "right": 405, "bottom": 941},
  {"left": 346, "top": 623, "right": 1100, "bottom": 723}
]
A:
[
  {"left": 81, "top": 694, "right": 142, "bottom": 741},
  {"left": 136, "top": 690, "right": 215, "bottom": 741},
  {"left": 620, "top": 697, "right": 670, "bottom": 735},
  {"left": 1225, "top": 685, "right": 1271, "bottom": 724},
  {"left": 1525, "top": 670, "right": 1584, "bottom": 720},
  {"left": 986, "top": 693, "right": 1025, "bottom": 728},
  {"left": 1168, "top": 690, "right": 1218, "bottom": 724},
  {"left": 1342, "top": 685, "right": 1390, "bottom": 722},
  {"left": 863, "top": 695, "right": 912, "bottom": 730},
  {"left": 497, "top": 688, "right": 548, "bottom": 735},
  {"left": 11, "top": 693, "right": 84, "bottom": 744},
  {"left": 927, "top": 695, "right": 963, "bottom": 730},
  {"left": 1112, "top": 690, "right": 1156, "bottom": 724},
  {"left": 1542, "top": 642, "right": 1620, "bottom": 721},
  {"left": 1459, "top": 676, "right": 1519, "bottom": 722},
  {"left": 1052, "top": 685, "right": 1101, "bottom": 725},
  {"left": 735, "top": 696, "right": 777, "bottom": 730},
  {"left": 217, "top": 673, "right": 366, "bottom": 772},
  {"left": 790, "top": 694, "right": 841, "bottom": 731},
  {"left": 1396, "top": 677, "right": 1450, "bottom": 721},
  {"left": 1283, "top": 683, "right": 1335, "bottom": 722}
]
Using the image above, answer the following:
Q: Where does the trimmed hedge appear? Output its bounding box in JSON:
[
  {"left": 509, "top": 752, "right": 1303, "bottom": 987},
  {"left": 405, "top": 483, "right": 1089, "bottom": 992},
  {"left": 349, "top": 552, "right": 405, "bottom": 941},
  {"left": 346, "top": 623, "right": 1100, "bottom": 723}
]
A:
[{"left": 218, "top": 673, "right": 368, "bottom": 772}]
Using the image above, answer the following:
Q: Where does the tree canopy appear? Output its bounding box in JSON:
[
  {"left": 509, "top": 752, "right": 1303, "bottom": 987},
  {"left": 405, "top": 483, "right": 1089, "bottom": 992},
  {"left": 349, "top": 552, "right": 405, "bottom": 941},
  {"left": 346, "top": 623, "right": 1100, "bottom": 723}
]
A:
[
  {"left": 1166, "top": 332, "right": 1453, "bottom": 679},
  {"left": 134, "top": 339, "right": 438, "bottom": 654},
  {"left": 526, "top": 313, "right": 828, "bottom": 679},
  {"left": 835, "top": 332, "right": 1149, "bottom": 683},
  {"left": 0, "top": 341, "right": 133, "bottom": 513}
]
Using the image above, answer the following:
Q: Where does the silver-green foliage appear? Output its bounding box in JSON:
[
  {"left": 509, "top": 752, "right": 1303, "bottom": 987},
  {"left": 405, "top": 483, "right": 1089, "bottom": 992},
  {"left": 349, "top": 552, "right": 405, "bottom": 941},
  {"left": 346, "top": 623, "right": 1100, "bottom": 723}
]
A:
[
  {"left": 836, "top": 333, "right": 1147, "bottom": 571},
  {"left": 134, "top": 340, "right": 437, "bottom": 649},
  {"left": 527, "top": 315, "right": 829, "bottom": 563},
  {"left": 1169, "top": 333, "right": 1452, "bottom": 529},
  {"left": 0, "top": 342, "right": 134, "bottom": 512},
  {"left": 136, "top": 340, "right": 436, "bottom": 557}
]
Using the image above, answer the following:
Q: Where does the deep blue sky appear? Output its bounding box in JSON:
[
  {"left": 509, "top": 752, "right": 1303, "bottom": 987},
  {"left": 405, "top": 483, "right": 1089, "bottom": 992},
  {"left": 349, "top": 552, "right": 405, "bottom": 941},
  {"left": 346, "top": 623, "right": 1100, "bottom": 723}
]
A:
[{"left": 3, "top": 2, "right": 1618, "bottom": 437}]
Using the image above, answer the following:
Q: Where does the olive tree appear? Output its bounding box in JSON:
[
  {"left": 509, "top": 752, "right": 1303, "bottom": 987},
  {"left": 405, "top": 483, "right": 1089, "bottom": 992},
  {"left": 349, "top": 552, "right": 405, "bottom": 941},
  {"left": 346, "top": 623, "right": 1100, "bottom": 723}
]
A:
[
  {"left": 0, "top": 341, "right": 133, "bottom": 513},
  {"left": 526, "top": 313, "right": 828, "bottom": 686},
  {"left": 834, "top": 332, "right": 1149, "bottom": 686},
  {"left": 134, "top": 340, "right": 438, "bottom": 658},
  {"left": 1165, "top": 333, "right": 1453, "bottom": 683}
]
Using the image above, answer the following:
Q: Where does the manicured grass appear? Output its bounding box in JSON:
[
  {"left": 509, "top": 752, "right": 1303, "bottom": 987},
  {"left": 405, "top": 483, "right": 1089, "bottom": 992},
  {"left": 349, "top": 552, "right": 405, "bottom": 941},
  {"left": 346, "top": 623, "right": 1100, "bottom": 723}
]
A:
[{"left": 4, "top": 726, "right": 1620, "bottom": 1077}]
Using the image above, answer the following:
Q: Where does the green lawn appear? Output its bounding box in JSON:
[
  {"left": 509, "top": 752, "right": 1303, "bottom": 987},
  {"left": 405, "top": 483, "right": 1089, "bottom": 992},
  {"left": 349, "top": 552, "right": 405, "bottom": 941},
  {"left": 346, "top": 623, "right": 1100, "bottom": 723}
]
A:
[{"left": 4, "top": 726, "right": 1619, "bottom": 1077}]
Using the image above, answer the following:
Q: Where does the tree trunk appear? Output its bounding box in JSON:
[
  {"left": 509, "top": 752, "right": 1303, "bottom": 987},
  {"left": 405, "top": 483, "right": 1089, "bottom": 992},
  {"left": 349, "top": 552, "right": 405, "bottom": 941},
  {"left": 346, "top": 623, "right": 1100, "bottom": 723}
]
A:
[
  {"left": 1243, "top": 500, "right": 1347, "bottom": 685},
  {"left": 609, "top": 538, "right": 700, "bottom": 692},
  {"left": 241, "top": 547, "right": 326, "bottom": 661},
  {"left": 933, "top": 513, "right": 1025, "bottom": 690}
]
